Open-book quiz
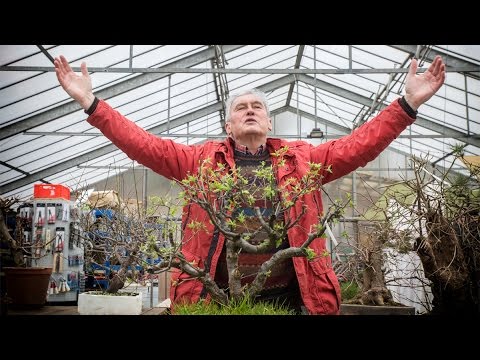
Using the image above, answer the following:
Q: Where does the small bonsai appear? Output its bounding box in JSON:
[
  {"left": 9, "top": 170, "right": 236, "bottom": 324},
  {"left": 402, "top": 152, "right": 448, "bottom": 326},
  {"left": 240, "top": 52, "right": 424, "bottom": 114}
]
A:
[{"left": 78, "top": 190, "right": 182, "bottom": 294}]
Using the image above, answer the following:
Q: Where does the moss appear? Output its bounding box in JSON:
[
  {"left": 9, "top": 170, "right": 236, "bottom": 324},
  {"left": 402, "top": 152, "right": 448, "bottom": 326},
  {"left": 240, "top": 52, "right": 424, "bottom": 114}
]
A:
[
  {"left": 173, "top": 297, "right": 295, "bottom": 315},
  {"left": 340, "top": 281, "right": 360, "bottom": 301}
]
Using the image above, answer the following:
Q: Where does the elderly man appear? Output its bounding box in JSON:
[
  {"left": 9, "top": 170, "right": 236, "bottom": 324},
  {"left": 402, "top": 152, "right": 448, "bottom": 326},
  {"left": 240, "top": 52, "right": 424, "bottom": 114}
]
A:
[{"left": 54, "top": 54, "right": 445, "bottom": 314}]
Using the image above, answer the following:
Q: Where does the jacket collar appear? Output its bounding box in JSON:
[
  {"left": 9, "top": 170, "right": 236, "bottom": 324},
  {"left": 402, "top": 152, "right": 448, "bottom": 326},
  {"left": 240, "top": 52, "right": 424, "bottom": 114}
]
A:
[{"left": 220, "top": 137, "right": 295, "bottom": 157}]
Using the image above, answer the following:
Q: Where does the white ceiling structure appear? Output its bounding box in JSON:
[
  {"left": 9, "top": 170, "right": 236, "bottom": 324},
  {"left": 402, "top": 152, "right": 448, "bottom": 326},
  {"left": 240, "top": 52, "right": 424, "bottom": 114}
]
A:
[{"left": 1, "top": 45, "right": 479, "bottom": 201}]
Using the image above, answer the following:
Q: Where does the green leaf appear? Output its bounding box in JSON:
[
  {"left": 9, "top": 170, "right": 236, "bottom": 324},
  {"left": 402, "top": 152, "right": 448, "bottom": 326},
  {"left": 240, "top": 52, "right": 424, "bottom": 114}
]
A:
[{"left": 305, "top": 247, "right": 316, "bottom": 260}]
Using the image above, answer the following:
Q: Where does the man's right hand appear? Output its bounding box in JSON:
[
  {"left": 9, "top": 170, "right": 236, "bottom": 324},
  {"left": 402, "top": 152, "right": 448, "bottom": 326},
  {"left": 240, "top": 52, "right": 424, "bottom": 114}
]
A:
[
  {"left": 54, "top": 55, "right": 95, "bottom": 111},
  {"left": 404, "top": 55, "right": 445, "bottom": 111}
]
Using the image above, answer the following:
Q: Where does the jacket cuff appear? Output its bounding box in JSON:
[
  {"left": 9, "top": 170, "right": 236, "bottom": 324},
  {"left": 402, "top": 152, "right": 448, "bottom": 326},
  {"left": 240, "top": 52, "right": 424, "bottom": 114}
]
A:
[
  {"left": 84, "top": 97, "right": 100, "bottom": 115},
  {"left": 398, "top": 96, "right": 418, "bottom": 119}
]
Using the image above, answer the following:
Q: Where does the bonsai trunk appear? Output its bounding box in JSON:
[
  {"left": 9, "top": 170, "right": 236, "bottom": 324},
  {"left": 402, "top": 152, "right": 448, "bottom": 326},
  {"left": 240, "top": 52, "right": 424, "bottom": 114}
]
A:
[
  {"left": 414, "top": 209, "right": 475, "bottom": 314},
  {"left": 360, "top": 238, "right": 394, "bottom": 306},
  {"left": 352, "top": 221, "right": 395, "bottom": 306},
  {"left": 105, "top": 247, "right": 140, "bottom": 294}
]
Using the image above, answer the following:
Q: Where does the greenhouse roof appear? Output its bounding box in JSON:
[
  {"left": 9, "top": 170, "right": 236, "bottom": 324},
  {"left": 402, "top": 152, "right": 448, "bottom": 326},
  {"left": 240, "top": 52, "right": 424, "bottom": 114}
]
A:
[{"left": 1, "top": 45, "right": 479, "bottom": 201}]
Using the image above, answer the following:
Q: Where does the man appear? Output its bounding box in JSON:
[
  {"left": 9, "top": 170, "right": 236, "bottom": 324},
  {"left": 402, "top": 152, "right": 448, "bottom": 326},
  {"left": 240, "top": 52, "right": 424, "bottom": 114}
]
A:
[{"left": 54, "top": 54, "right": 445, "bottom": 314}]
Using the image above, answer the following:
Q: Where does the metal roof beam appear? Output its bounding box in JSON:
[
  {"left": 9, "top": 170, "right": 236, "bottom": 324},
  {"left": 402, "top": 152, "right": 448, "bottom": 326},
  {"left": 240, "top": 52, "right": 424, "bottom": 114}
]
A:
[
  {"left": 281, "top": 105, "right": 351, "bottom": 133},
  {"left": 36, "top": 45, "right": 55, "bottom": 63},
  {"left": 3, "top": 65, "right": 478, "bottom": 75},
  {"left": 0, "top": 102, "right": 223, "bottom": 194},
  {"left": 298, "top": 73, "right": 480, "bottom": 148},
  {"left": 389, "top": 45, "right": 480, "bottom": 79},
  {"left": 210, "top": 45, "right": 230, "bottom": 128},
  {"left": 0, "top": 45, "right": 245, "bottom": 141},
  {"left": 0, "top": 74, "right": 294, "bottom": 194},
  {"left": 284, "top": 105, "right": 467, "bottom": 178},
  {"left": 286, "top": 45, "right": 305, "bottom": 107},
  {"left": 3, "top": 67, "right": 474, "bottom": 194}
]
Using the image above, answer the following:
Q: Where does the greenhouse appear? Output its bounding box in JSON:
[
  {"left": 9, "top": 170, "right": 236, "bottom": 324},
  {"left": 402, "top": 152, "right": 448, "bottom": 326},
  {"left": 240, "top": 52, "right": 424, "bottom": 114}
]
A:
[{"left": 1, "top": 45, "right": 479, "bottom": 315}]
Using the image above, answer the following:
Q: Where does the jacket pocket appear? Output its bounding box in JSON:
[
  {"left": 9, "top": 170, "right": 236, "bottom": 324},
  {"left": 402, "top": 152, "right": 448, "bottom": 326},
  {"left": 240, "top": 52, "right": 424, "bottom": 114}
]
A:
[{"left": 309, "top": 256, "right": 341, "bottom": 314}]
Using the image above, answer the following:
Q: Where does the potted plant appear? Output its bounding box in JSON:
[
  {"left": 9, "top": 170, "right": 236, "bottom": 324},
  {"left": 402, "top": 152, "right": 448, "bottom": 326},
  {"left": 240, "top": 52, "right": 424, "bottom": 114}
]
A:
[
  {"left": 75, "top": 148, "right": 350, "bottom": 315},
  {"left": 336, "top": 181, "right": 422, "bottom": 315},
  {"left": 337, "top": 219, "right": 417, "bottom": 315},
  {"left": 0, "top": 197, "right": 52, "bottom": 310},
  {"left": 338, "top": 145, "right": 480, "bottom": 315},
  {"left": 148, "top": 149, "right": 349, "bottom": 314},
  {"left": 386, "top": 149, "right": 480, "bottom": 315},
  {"left": 75, "top": 189, "right": 182, "bottom": 315}
]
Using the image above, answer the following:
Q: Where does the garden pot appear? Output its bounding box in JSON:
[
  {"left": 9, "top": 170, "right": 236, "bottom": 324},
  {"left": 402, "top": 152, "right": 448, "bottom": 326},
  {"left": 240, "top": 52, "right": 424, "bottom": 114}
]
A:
[
  {"left": 4, "top": 267, "right": 52, "bottom": 307},
  {"left": 340, "top": 303, "right": 416, "bottom": 315},
  {"left": 78, "top": 291, "right": 143, "bottom": 315}
]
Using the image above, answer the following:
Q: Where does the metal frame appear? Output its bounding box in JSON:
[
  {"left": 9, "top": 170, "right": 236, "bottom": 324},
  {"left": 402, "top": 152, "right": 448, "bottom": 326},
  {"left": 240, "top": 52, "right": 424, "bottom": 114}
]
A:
[{"left": 1, "top": 45, "right": 479, "bottom": 200}]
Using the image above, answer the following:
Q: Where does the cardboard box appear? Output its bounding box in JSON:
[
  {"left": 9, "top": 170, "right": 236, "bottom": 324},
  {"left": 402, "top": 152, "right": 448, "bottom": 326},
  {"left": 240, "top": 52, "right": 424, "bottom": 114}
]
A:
[{"left": 87, "top": 190, "right": 121, "bottom": 209}]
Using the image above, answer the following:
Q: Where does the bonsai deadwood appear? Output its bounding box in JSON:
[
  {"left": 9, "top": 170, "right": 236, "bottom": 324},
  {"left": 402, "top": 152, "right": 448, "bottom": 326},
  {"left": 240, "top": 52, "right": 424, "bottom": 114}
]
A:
[
  {"left": 105, "top": 244, "right": 139, "bottom": 294},
  {"left": 151, "top": 251, "right": 229, "bottom": 304}
]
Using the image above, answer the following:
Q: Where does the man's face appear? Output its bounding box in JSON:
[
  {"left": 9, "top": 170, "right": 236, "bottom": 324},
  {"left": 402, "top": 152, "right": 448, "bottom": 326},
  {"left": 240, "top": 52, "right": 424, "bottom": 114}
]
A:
[{"left": 225, "top": 94, "right": 272, "bottom": 141}]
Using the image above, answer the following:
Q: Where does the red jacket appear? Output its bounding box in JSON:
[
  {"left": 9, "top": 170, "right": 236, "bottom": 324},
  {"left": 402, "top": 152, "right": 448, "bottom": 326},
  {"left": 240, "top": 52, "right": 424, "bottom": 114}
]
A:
[{"left": 88, "top": 98, "right": 415, "bottom": 314}]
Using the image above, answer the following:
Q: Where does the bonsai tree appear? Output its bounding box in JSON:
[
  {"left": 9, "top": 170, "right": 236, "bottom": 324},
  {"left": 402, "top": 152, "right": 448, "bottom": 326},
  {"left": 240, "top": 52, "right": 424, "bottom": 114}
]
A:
[
  {"left": 1, "top": 197, "right": 56, "bottom": 309},
  {"left": 150, "top": 146, "right": 350, "bottom": 307},
  {"left": 0, "top": 197, "right": 24, "bottom": 267},
  {"left": 78, "top": 189, "right": 182, "bottom": 294},
  {"left": 1, "top": 197, "right": 23, "bottom": 311},
  {"left": 337, "top": 209, "right": 406, "bottom": 307},
  {"left": 347, "top": 221, "right": 399, "bottom": 306},
  {"left": 342, "top": 146, "right": 480, "bottom": 314},
  {"left": 395, "top": 148, "right": 480, "bottom": 314},
  {"left": 0, "top": 197, "right": 43, "bottom": 269},
  {"left": 77, "top": 146, "right": 350, "bottom": 312}
]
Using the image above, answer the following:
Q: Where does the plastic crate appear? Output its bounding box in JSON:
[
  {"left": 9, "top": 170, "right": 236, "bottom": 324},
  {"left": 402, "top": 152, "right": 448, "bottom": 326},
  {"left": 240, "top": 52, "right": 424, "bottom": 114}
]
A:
[
  {"left": 93, "top": 208, "right": 115, "bottom": 220},
  {"left": 33, "top": 184, "right": 70, "bottom": 200}
]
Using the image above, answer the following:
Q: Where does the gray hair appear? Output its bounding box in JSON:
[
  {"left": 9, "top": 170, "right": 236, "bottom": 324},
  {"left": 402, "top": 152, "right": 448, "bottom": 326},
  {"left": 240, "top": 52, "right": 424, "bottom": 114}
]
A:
[{"left": 224, "top": 88, "right": 270, "bottom": 122}]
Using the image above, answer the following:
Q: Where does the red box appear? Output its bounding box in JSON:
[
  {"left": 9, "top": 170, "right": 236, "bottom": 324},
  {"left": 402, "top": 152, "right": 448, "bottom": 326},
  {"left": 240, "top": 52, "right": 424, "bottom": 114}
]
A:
[{"left": 33, "top": 184, "right": 71, "bottom": 200}]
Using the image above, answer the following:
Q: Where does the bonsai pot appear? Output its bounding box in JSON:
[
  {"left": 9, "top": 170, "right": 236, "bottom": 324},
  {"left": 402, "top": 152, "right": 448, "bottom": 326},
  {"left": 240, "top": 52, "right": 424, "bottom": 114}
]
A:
[
  {"left": 4, "top": 267, "right": 52, "bottom": 307},
  {"left": 340, "top": 303, "right": 416, "bottom": 315},
  {"left": 78, "top": 291, "right": 143, "bottom": 315}
]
